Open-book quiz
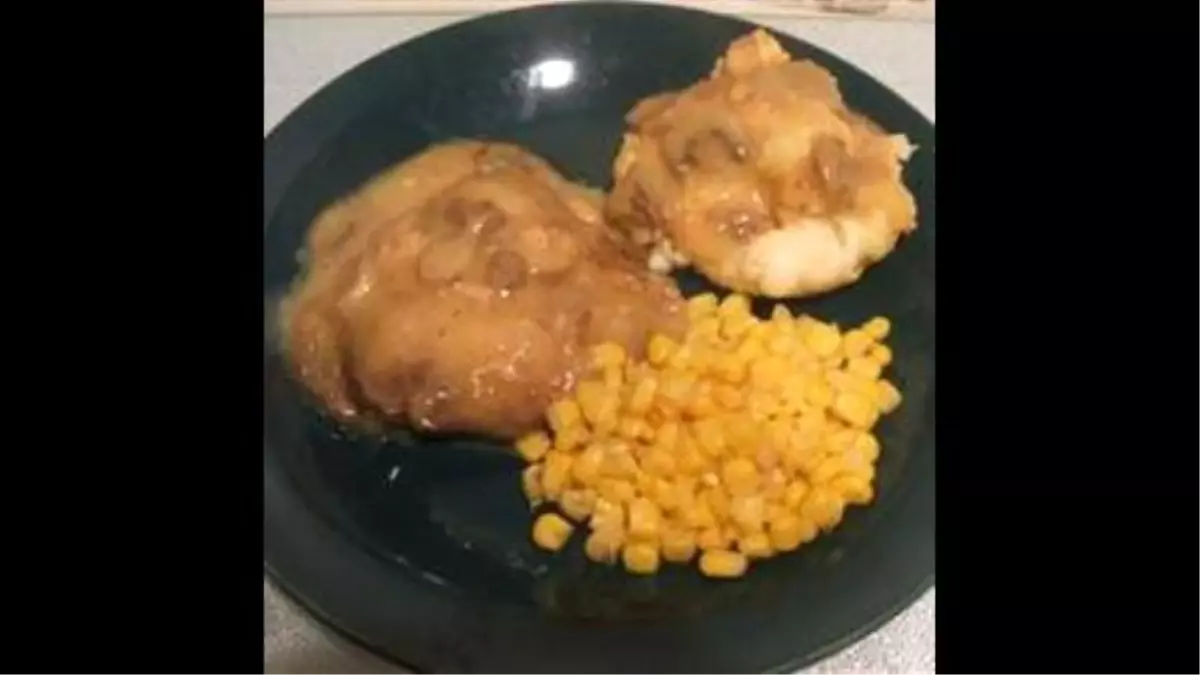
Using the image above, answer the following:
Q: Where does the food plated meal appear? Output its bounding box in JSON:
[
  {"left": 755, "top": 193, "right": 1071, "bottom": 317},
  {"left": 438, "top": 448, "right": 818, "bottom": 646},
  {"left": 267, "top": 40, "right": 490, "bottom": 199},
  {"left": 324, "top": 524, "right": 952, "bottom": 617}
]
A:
[
  {"left": 279, "top": 29, "right": 916, "bottom": 580},
  {"left": 607, "top": 29, "right": 918, "bottom": 298},
  {"left": 281, "top": 141, "right": 685, "bottom": 438},
  {"left": 518, "top": 293, "right": 900, "bottom": 578},
  {"left": 263, "top": 4, "right": 935, "bottom": 672}
]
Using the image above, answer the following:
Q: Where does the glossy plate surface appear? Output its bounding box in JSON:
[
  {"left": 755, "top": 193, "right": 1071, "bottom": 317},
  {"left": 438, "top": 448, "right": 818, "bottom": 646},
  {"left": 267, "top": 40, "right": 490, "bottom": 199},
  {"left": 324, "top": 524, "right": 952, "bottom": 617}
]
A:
[{"left": 264, "top": 3, "right": 935, "bottom": 672}]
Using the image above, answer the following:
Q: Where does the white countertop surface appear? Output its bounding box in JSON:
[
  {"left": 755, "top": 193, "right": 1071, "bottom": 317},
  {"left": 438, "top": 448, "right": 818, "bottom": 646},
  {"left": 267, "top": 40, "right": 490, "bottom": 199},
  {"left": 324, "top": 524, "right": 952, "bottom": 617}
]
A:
[{"left": 264, "top": 12, "right": 935, "bottom": 673}]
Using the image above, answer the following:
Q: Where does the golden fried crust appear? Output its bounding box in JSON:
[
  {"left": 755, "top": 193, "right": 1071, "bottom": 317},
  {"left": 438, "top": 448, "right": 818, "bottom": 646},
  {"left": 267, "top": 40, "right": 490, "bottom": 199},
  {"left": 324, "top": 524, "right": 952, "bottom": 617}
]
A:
[
  {"left": 281, "top": 141, "right": 686, "bottom": 438},
  {"left": 606, "top": 29, "right": 918, "bottom": 298}
]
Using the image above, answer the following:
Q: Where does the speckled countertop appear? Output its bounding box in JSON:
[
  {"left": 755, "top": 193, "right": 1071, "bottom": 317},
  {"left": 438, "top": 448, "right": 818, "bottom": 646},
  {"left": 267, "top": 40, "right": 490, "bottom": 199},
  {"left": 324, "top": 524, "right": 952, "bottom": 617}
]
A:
[{"left": 264, "top": 12, "right": 934, "bottom": 673}]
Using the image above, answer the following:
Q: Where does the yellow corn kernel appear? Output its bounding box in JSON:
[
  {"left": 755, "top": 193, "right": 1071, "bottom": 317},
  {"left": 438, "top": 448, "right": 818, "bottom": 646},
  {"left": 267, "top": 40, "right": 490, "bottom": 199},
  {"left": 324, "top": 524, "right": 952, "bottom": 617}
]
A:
[
  {"left": 677, "top": 467, "right": 703, "bottom": 494},
  {"left": 592, "top": 342, "right": 627, "bottom": 370},
  {"left": 801, "top": 486, "right": 846, "bottom": 530},
  {"left": 687, "top": 292, "right": 719, "bottom": 320},
  {"left": 795, "top": 410, "right": 826, "bottom": 436},
  {"left": 699, "top": 549, "right": 749, "bottom": 578},
  {"left": 831, "top": 474, "right": 874, "bottom": 505},
  {"left": 745, "top": 390, "right": 780, "bottom": 422},
  {"left": 831, "top": 391, "right": 879, "bottom": 429},
  {"left": 657, "top": 371, "right": 695, "bottom": 412},
  {"left": 721, "top": 414, "right": 755, "bottom": 451},
  {"left": 769, "top": 303, "right": 793, "bottom": 323},
  {"left": 634, "top": 469, "right": 656, "bottom": 496},
  {"left": 765, "top": 330, "right": 796, "bottom": 357},
  {"left": 522, "top": 464, "right": 544, "bottom": 505},
  {"left": 675, "top": 440, "right": 707, "bottom": 475},
  {"left": 682, "top": 500, "right": 717, "bottom": 530},
  {"left": 554, "top": 424, "right": 588, "bottom": 453},
  {"left": 573, "top": 380, "right": 604, "bottom": 420},
  {"left": 843, "top": 461, "right": 876, "bottom": 486},
  {"left": 826, "top": 426, "right": 858, "bottom": 453},
  {"left": 791, "top": 340, "right": 818, "bottom": 366},
  {"left": 577, "top": 380, "right": 620, "bottom": 431},
  {"left": 761, "top": 466, "right": 787, "bottom": 498},
  {"left": 841, "top": 329, "right": 872, "bottom": 358},
  {"left": 811, "top": 456, "right": 848, "bottom": 486},
  {"left": 875, "top": 379, "right": 902, "bottom": 414},
  {"left": 661, "top": 528, "right": 697, "bottom": 563},
  {"left": 851, "top": 432, "right": 881, "bottom": 464},
  {"left": 713, "top": 352, "right": 747, "bottom": 383},
  {"left": 515, "top": 432, "right": 550, "bottom": 463},
  {"left": 765, "top": 418, "right": 792, "bottom": 452},
  {"left": 690, "top": 341, "right": 716, "bottom": 368},
  {"left": 862, "top": 317, "right": 891, "bottom": 340},
  {"left": 672, "top": 475, "right": 699, "bottom": 504},
  {"left": 647, "top": 333, "right": 678, "bottom": 366},
  {"left": 693, "top": 419, "right": 727, "bottom": 457},
  {"left": 624, "top": 360, "right": 649, "bottom": 386},
  {"left": 643, "top": 447, "right": 678, "bottom": 477},
  {"left": 746, "top": 318, "right": 770, "bottom": 339},
  {"left": 647, "top": 476, "right": 682, "bottom": 512},
  {"left": 669, "top": 344, "right": 696, "bottom": 371},
  {"left": 691, "top": 316, "right": 721, "bottom": 344},
  {"left": 721, "top": 458, "right": 760, "bottom": 496},
  {"left": 738, "top": 531, "right": 774, "bottom": 559},
  {"left": 779, "top": 443, "right": 807, "bottom": 476},
  {"left": 754, "top": 445, "right": 782, "bottom": 471},
  {"left": 769, "top": 513, "right": 816, "bottom": 552},
  {"left": 777, "top": 379, "right": 808, "bottom": 416},
  {"left": 597, "top": 477, "right": 636, "bottom": 504},
  {"left": 559, "top": 488, "right": 598, "bottom": 522},
  {"left": 788, "top": 445, "right": 824, "bottom": 479},
  {"left": 712, "top": 383, "right": 743, "bottom": 410},
  {"left": 532, "top": 512, "right": 574, "bottom": 551},
  {"left": 626, "top": 374, "right": 658, "bottom": 414},
  {"left": 604, "top": 364, "right": 624, "bottom": 390},
  {"left": 572, "top": 444, "right": 605, "bottom": 485},
  {"left": 846, "top": 356, "right": 883, "bottom": 381},
  {"left": 617, "top": 416, "right": 640, "bottom": 442},
  {"left": 595, "top": 411, "right": 620, "bottom": 437},
  {"left": 541, "top": 452, "right": 573, "bottom": 498},
  {"left": 827, "top": 369, "right": 873, "bottom": 395},
  {"left": 696, "top": 526, "right": 732, "bottom": 551},
  {"left": 766, "top": 502, "right": 789, "bottom": 525},
  {"left": 628, "top": 497, "right": 662, "bottom": 540},
  {"left": 622, "top": 541, "right": 661, "bottom": 575},
  {"left": 721, "top": 312, "right": 755, "bottom": 341},
  {"left": 590, "top": 497, "right": 625, "bottom": 533},
  {"left": 546, "top": 399, "right": 582, "bottom": 435},
  {"left": 802, "top": 378, "right": 834, "bottom": 410},
  {"left": 824, "top": 354, "right": 846, "bottom": 372},
  {"left": 730, "top": 494, "right": 766, "bottom": 533},
  {"left": 749, "top": 356, "right": 787, "bottom": 389},
  {"left": 783, "top": 479, "right": 811, "bottom": 509},
  {"left": 687, "top": 390, "right": 720, "bottom": 419},
  {"left": 867, "top": 343, "right": 893, "bottom": 367},
  {"left": 733, "top": 333, "right": 766, "bottom": 364},
  {"left": 703, "top": 487, "right": 732, "bottom": 521},
  {"left": 584, "top": 527, "right": 623, "bottom": 563},
  {"left": 804, "top": 322, "right": 841, "bottom": 357},
  {"left": 655, "top": 421, "right": 680, "bottom": 452},
  {"left": 618, "top": 416, "right": 652, "bottom": 441},
  {"left": 717, "top": 293, "right": 751, "bottom": 320}
]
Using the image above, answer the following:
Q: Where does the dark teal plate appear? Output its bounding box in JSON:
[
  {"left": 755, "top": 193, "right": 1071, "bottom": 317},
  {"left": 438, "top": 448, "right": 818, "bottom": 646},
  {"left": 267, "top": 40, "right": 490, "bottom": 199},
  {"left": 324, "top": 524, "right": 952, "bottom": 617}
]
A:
[{"left": 263, "top": 2, "right": 935, "bottom": 672}]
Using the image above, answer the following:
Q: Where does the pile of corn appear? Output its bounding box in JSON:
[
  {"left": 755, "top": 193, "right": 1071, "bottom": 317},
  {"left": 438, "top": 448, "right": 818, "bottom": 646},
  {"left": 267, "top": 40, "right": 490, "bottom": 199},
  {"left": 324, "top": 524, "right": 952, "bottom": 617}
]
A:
[{"left": 515, "top": 293, "right": 901, "bottom": 578}]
